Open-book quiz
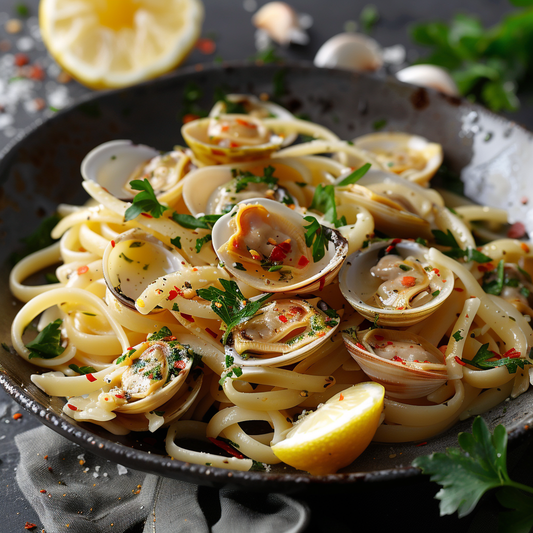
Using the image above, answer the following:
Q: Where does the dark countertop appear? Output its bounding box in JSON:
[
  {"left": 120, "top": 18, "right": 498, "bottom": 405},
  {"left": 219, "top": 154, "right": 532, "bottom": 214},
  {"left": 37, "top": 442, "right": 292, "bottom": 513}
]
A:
[{"left": 1, "top": 0, "right": 532, "bottom": 531}]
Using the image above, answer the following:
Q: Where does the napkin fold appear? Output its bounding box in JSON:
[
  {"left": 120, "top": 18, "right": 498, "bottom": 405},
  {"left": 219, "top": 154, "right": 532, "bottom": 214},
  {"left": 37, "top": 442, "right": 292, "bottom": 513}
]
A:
[{"left": 15, "top": 426, "right": 309, "bottom": 533}]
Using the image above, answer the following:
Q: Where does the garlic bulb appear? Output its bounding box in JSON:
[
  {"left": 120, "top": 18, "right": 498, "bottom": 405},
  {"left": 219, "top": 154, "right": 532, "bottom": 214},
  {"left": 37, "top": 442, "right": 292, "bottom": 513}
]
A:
[
  {"left": 252, "top": 2, "right": 309, "bottom": 46},
  {"left": 395, "top": 65, "right": 459, "bottom": 97}
]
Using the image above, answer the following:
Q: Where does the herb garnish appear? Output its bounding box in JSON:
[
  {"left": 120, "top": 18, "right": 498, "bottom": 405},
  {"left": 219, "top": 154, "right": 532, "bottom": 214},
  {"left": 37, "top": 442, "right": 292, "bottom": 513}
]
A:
[
  {"left": 461, "top": 343, "right": 532, "bottom": 374},
  {"left": 482, "top": 259, "right": 505, "bottom": 295},
  {"left": 232, "top": 165, "right": 278, "bottom": 193},
  {"left": 171, "top": 212, "right": 222, "bottom": 229},
  {"left": 337, "top": 163, "right": 372, "bottom": 186},
  {"left": 303, "top": 216, "right": 336, "bottom": 262},
  {"left": 170, "top": 236, "right": 182, "bottom": 249},
  {"left": 195, "top": 234, "right": 213, "bottom": 253},
  {"left": 25, "top": 319, "right": 65, "bottom": 360},
  {"left": 309, "top": 184, "right": 346, "bottom": 228},
  {"left": 69, "top": 364, "right": 97, "bottom": 375},
  {"left": 124, "top": 179, "right": 169, "bottom": 221},
  {"left": 196, "top": 279, "right": 271, "bottom": 344},
  {"left": 219, "top": 354, "right": 243, "bottom": 385},
  {"left": 432, "top": 229, "right": 492, "bottom": 263},
  {"left": 413, "top": 416, "right": 533, "bottom": 529}
]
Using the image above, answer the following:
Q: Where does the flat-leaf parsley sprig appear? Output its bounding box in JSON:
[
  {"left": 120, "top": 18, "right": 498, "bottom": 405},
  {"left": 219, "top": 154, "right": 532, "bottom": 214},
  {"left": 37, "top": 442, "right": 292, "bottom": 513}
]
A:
[
  {"left": 413, "top": 416, "right": 533, "bottom": 530},
  {"left": 196, "top": 279, "right": 272, "bottom": 344},
  {"left": 25, "top": 318, "right": 65, "bottom": 360},
  {"left": 124, "top": 179, "right": 169, "bottom": 221}
]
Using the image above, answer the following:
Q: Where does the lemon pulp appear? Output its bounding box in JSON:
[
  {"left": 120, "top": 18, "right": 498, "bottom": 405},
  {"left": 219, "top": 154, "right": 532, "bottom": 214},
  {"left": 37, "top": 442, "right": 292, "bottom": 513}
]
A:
[{"left": 96, "top": 0, "right": 137, "bottom": 31}]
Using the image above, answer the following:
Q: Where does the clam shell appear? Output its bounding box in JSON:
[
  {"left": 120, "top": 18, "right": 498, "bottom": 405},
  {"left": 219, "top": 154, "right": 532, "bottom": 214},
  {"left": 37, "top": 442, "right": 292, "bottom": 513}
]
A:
[
  {"left": 80, "top": 140, "right": 191, "bottom": 201},
  {"left": 102, "top": 228, "right": 187, "bottom": 312},
  {"left": 212, "top": 198, "right": 348, "bottom": 293},
  {"left": 342, "top": 328, "right": 448, "bottom": 399},
  {"left": 182, "top": 114, "right": 283, "bottom": 165},
  {"left": 181, "top": 158, "right": 312, "bottom": 216},
  {"left": 352, "top": 133, "right": 443, "bottom": 185},
  {"left": 339, "top": 239, "right": 454, "bottom": 327}
]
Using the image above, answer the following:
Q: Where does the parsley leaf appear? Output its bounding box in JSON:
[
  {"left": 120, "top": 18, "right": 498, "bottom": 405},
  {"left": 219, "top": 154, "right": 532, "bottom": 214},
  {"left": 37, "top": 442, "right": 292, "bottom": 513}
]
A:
[
  {"left": 172, "top": 212, "right": 222, "bottom": 229},
  {"left": 337, "top": 163, "right": 372, "bottom": 186},
  {"left": 196, "top": 279, "right": 271, "bottom": 344},
  {"left": 309, "top": 184, "right": 346, "bottom": 228},
  {"left": 432, "top": 229, "right": 492, "bottom": 263},
  {"left": 482, "top": 259, "right": 505, "bottom": 295},
  {"left": 303, "top": 216, "right": 337, "bottom": 262},
  {"left": 195, "top": 234, "right": 212, "bottom": 253},
  {"left": 413, "top": 416, "right": 533, "bottom": 525},
  {"left": 461, "top": 343, "right": 532, "bottom": 374},
  {"left": 69, "top": 364, "right": 97, "bottom": 375},
  {"left": 124, "top": 179, "right": 169, "bottom": 221},
  {"left": 232, "top": 165, "right": 278, "bottom": 193},
  {"left": 26, "top": 319, "right": 65, "bottom": 360}
]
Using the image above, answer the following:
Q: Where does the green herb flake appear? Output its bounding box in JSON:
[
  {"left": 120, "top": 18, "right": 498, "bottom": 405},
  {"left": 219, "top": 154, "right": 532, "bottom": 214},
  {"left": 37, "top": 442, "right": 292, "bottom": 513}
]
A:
[
  {"left": 26, "top": 319, "right": 65, "bottom": 360},
  {"left": 124, "top": 179, "right": 169, "bottom": 221},
  {"left": 195, "top": 234, "right": 212, "bottom": 253},
  {"left": 337, "top": 163, "right": 372, "bottom": 186},
  {"left": 69, "top": 364, "right": 97, "bottom": 375},
  {"left": 233, "top": 262, "right": 246, "bottom": 271},
  {"left": 452, "top": 330, "right": 464, "bottom": 342}
]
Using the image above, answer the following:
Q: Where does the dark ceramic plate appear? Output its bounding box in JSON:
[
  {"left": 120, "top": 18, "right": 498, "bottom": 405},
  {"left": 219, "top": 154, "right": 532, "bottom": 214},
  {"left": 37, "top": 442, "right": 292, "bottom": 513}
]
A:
[{"left": 1, "top": 63, "right": 533, "bottom": 492}]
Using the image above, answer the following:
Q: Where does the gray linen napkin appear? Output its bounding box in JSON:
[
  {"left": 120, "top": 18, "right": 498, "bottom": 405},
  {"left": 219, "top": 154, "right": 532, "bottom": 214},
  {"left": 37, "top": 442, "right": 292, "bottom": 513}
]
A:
[{"left": 15, "top": 426, "right": 309, "bottom": 533}]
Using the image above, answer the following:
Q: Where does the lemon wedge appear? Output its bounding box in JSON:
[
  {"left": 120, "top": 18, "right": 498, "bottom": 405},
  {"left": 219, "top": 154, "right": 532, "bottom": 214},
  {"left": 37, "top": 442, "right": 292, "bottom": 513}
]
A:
[
  {"left": 39, "top": 0, "right": 204, "bottom": 89},
  {"left": 272, "top": 382, "right": 385, "bottom": 475}
]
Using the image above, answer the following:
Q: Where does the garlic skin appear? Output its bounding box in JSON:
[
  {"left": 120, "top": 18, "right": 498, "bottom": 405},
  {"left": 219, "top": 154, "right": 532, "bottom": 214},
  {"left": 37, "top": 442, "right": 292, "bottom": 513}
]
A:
[
  {"left": 314, "top": 33, "right": 383, "bottom": 72},
  {"left": 252, "top": 1, "right": 309, "bottom": 46},
  {"left": 395, "top": 65, "right": 460, "bottom": 97}
]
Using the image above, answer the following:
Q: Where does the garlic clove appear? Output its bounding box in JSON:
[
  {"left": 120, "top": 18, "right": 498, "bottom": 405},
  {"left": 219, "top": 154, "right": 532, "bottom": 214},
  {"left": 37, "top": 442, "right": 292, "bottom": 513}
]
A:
[
  {"left": 314, "top": 33, "right": 383, "bottom": 72},
  {"left": 252, "top": 1, "right": 308, "bottom": 46},
  {"left": 395, "top": 65, "right": 460, "bottom": 97}
]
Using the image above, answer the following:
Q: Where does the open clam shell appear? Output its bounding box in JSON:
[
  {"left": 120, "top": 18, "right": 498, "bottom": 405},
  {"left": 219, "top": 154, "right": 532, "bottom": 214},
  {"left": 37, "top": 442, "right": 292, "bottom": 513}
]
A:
[
  {"left": 212, "top": 198, "right": 348, "bottom": 293},
  {"left": 181, "top": 158, "right": 312, "bottom": 216},
  {"left": 81, "top": 140, "right": 189, "bottom": 200},
  {"left": 228, "top": 297, "right": 341, "bottom": 367},
  {"left": 102, "top": 228, "right": 187, "bottom": 312},
  {"left": 181, "top": 114, "right": 284, "bottom": 165},
  {"left": 342, "top": 328, "right": 448, "bottom": 399},
  {"left": 339, "top": 239, "right": 454, "bottom": 327},
  {"left": 352, "top": 133, "right": 443, "bottom": 185}
]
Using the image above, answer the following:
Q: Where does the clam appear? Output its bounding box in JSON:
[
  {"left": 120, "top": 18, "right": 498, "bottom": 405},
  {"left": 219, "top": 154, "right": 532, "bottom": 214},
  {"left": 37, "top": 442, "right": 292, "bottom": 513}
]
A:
[
  {"left": 336, "top": 173, "right": 434, "bottom": 239},
  {"left": 351, "top": 133, "right": 443, "bottom": 185},
  {"left": 314, "top": 33, "right": 383, "bottom": 72},
  {"left": 102, "top": 228, "right": 187, "bottom": 312},
  {"left": 395, "top": 65, "right": 460, "bottom": 97},
  {"left": 339, "top": 239, "right": 454, "bottom": 327},
  {"left": 181, "top": 114, "right": 284, "bottom": 165},
  {"left": 212, "top": 198, "right": 348, "bottom": 293},
  {"left": 181, "top": 159, "right": 312, "bottom": 216},
  {"left": 342, "top": 328, "right": 448, "bottom": 399},
  {"left": 81, "top": 140, "right": 190, "bottom": 199},
  {"left": 227, "top": 297, "right": 341, "bottom": 367}
]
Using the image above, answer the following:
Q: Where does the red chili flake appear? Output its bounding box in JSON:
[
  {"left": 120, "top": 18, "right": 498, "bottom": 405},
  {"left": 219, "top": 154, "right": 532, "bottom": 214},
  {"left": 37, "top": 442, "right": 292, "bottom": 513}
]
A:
[
  {"left": 28, "top": 64, "right": 45, "bottom": 80},
  {"left": 148, "top": 374, "right": 153, "bottom": 380},
  {"left": 356, "top": 342, "right": 366, "bottom": 351},
  {"left": 319, "top": 275, "right": 326, "bottom": 291},
  {"left": 163, "top": 336, "right": 177, "bottom": 341},
  {"left": 339, "top": 393, "right": 344, "bottom": 401},
  {"left": 208, "top": 437, "right": 245, "bottom": 459},
  {"left": 400, "top": 276, "right": 416, "bottom": 287},
  {"left": 269, "top": 246, "right": 287, "bottom": 262},
  {"left": 391, "top": 355, "right": 403, "bottom": 362},
  {"left": 235, "top": 118, "right": 257, "bottom": 128},
  {"left": 415, "top": 442, "right": 428, "bottom": 447},
  {"left": 181, "top": 313, "right": 195, "bottom": 322},
  {"left": 229, "top": 141, "right": 240, "bottom": 148},
  {"left": 183, "top": 113, "right": 199, "bottom": 124},
  {"left": 277, "top": 315, "right": 288, "bottom": 324},
  {"left": 86, "top": 373, "right": 97, "bottom": 383},
  {"left": 374, "top": 335, "right": 384, "bottom": 341},
  {"left": 477, "top": 262, "right": 494, "bottom": 272},
  {"left": 77, "top": 265, "right": 89, "bottom": 275},
  {"left": 211, "top": 148, "right": 225, "bottom": 156},
  {"left": 384, "top": 238, "right": 402, "bottom": 254},
  {"left": 39, "top": 490, "right": 47, "bottom": 494},
  {"left": 13, "top": 413, "right": 22, "bottom": 420},
  {"left": 174, "top": 360, "right": 186, "bottom": 369},
  {"left": 397, "top": 306, "right": 405, "bottom": 310},
  {"left": 221, "top": 124, "right": 230, "bottom": 132},
  {"left": 317, "top": 331, "right": 326, "bottom": 337},
  {"left": 205, "top": 328, "right": 218, "bottom": 339},
  {"left": 503, "top": 348, "right": 521, "bottom": 359},
  {"left": 454, "top": 287, "right": 464, "bottom": 292},
  {"left": 14, "top": 53, "right": 29, "bottom": 66},
  {"left": 433, "top": 268, "right": 440, "bottom": 275},
  {"left": 168, "top": 290, "right": 178, "bottom": 301},
  {"left": 111, "top": 240, "right": 116, "bottom": 248},
  {"left": 24, "top": 522, "right": 37, "bottom": 529},
  {"left": 387, "top": 341, "right": 393, "bottom": 345},
  {"left": 114, "top": 393, "right": 125, "bottom": 399},
  {"left": 67, "top": 403, "right": 78, "bottom": 411},
  {"left": 297, "top": 255, "right": 309, "bottom": 268},
  {"left": 521, "top": 242, "right": 530, "bottom": 253},
  {"left": 507, "top": 222, "right": 526, "bottom": 239},
  {"left": 141, "top": 213, "right": 153, "bottom": 218},
  {"left": 195, "top": 37, "right": 216, "bottom": 54},
  {"left": 454, "top": 356, "right": 466, "bottom": 366}
]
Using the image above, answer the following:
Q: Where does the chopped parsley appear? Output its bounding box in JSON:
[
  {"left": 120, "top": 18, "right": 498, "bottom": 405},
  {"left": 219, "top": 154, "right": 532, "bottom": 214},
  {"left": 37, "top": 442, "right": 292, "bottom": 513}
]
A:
[
  {"left": 195, "top": 234, "right": 213, "bottom": 253},
  {"left": 26, "top": 319, "right": 65, "bottom": 360},
  {"left": 482, "top": 260, "right": 505, "bottom": 295},
  {"left": 461, "top": 344, "right": 532, "bottom": 374},
  {"left": 219, "top": 354, "right": 243, "bottom": 385},
  {"left": 69, "top": 364, "right": 97, "bottom": 375},
  {"left": 124, "top": 179, "right": 169, "bottom": 221},
  {"left": 432, "top": 229, "right": 492, "bottom": 263},
  {"left": 172, "top": 212, "right": 222, "bottom": 229},
  {"left": 452, "top": 330, "right": 464, "bottom": 342},
  {"left": 337, "top": 163, "right": 372, "bottom": 186},
  {"left": 309, "top": 184, "right": 346, "bottom": 228},
  {"left": 303, "top": 216, "right": 337, "bottom": 262},
  {"left": 232, "top": 165, "right": 278, "bottom": 193},
  {"left": 170, "top": 235, "right": 182, "bottom": 249}
]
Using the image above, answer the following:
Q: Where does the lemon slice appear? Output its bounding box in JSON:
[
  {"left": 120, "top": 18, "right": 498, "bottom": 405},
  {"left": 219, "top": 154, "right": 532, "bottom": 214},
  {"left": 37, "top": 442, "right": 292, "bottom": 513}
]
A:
[
  {"left": 272, "top": 382, "right": 384, "bottom": 475},
  {"left": 39, "top": 0, "right": 204, "bottom": 89}
]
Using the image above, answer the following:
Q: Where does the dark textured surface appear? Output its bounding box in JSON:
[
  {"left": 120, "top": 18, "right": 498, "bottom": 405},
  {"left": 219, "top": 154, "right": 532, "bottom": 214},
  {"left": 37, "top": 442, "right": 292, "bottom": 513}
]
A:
[{"left": 1, "top": 0, "right": 533, "bottom": 531}]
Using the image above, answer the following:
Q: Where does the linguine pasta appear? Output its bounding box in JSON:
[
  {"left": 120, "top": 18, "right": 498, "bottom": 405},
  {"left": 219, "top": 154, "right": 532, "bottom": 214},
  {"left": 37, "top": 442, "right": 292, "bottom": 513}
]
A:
[{"left": 7, "top": 97, "right": 533, "bottom": 474}]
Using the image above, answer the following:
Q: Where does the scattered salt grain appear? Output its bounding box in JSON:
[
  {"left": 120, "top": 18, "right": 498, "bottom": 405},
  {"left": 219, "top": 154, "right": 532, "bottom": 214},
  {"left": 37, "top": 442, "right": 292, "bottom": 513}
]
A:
[
  {"left": 117, "top": 464, "right": 128, "bottom": 475},
  {"left": 243, "top": 0, "right": 257, "bottom": 12},
  {"left": 47, "top": 84, "right": 70, "bottom": 110},
  {"left": 16, "top": 36, "right": 34, "bottom": 51}
]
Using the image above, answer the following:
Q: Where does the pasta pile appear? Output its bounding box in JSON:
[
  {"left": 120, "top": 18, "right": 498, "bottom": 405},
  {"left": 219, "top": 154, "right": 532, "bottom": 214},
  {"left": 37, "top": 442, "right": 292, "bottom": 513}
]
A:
[{"left": 8, "top": 95, "right": 533, "bottom": 474}]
